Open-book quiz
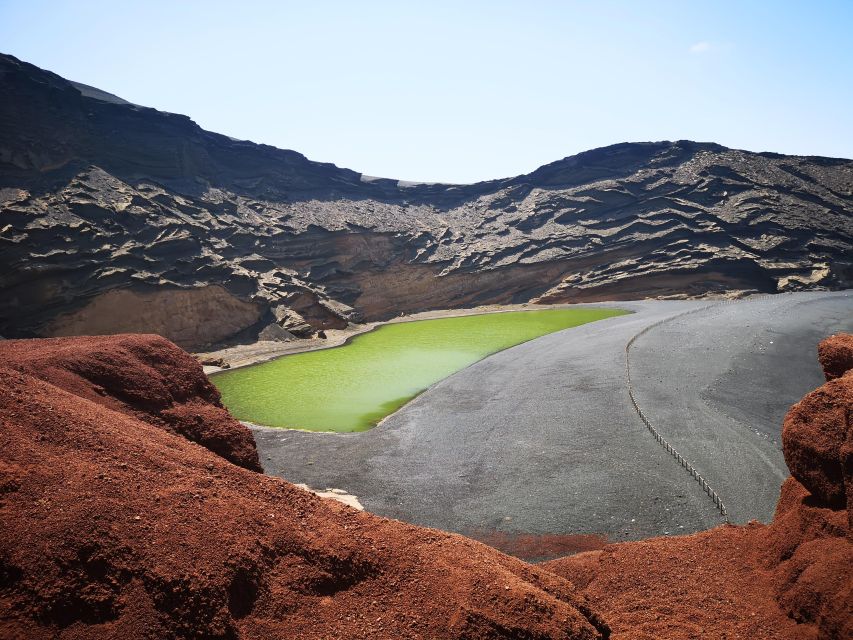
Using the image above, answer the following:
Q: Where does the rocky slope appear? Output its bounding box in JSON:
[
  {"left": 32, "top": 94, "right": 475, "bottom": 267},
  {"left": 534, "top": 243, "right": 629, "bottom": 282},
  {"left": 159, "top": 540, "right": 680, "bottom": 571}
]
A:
[
  {"left": 0, "top": 334, "right": 609, "bottom": 639},
  {"left": 544, "top": 333, "right": 853, "bottom": 639},
  {"left": 0, "top": 333, "right": 262, "bottom": 471},
  {"left": 1, "top": 52, "right": 852, "bottom": 348}
]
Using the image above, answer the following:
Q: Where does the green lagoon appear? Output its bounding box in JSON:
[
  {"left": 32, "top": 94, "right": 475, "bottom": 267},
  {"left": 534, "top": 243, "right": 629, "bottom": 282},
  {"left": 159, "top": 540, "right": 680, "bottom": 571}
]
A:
[{"left": 213, "top": 307, "right": 627, "bottom": 432}]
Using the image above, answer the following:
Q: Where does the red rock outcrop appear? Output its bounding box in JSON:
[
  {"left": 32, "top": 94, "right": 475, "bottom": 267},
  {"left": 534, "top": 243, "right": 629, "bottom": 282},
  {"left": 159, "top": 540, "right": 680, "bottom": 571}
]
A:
[
  {"left": 818, "top": 333, "right": 853, "bottom": 381},
  {"left": 0, "top": 335, "right": 608, "bottom": 639},
  {"left": 782, "top": 340, "right": 852, "bottom": 509},
  {"left": 0, "top": 334, "right": 261, "bottom": 471},
  {"left": 544, "top": 334, "right": 853, "bottom": 640},
  {"left": 764, "top": 478, "right": 851, "bottom": 639},
  {"left": 2, "top": 331, "right": 850, "bottom": 639}
]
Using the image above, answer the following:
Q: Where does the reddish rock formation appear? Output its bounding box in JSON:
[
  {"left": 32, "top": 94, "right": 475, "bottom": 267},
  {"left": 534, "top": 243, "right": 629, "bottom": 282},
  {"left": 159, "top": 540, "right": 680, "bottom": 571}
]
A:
[
  {"left": 782, "top": 357, "right": 851, "bottom": 508},
  {"left": 0, "top": 335, "right": 607, "bottom": 639},
  {"left": 0, "top": 334, "right": 261, "bottom": 471},
  {"left": 544, "top": 334, "right": 853, "bottom": 640},
  {"left": 765, "top": 478, "right": 851, "bottom": 638},
  {"left": 818, "top": 332, "right": 853, "bottom": 381},
  {"left": 2, "top": 332, "right": 850, "bottom": 639}
]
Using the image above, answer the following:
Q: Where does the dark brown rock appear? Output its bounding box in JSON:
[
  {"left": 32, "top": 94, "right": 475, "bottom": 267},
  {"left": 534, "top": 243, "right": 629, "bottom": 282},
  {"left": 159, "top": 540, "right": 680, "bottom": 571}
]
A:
[
  {"left": 198, "top": 356, "right": 231, "bottom": 368},
  {"left": 257, "top": 323, "right": 296, "bottom": 342}
]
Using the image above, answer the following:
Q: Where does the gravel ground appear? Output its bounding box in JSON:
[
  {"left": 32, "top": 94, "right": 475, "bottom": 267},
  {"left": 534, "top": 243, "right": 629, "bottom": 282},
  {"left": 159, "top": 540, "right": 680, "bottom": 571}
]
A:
[
  {"left": 629, "top": 290, "right": 853, "bottom": 524},
  {"left": 251, "top": 291, "right": 852, "bottom": 547}
]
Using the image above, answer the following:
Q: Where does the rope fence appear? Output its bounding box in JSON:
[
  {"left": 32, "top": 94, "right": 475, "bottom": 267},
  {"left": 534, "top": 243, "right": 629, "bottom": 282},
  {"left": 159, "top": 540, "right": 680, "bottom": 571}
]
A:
[
  {"left": 624, "top": 302, "right": 730, "bottom": 522},
  {"left": 624, "top": 290, "right": 848, "bottom": 523}
]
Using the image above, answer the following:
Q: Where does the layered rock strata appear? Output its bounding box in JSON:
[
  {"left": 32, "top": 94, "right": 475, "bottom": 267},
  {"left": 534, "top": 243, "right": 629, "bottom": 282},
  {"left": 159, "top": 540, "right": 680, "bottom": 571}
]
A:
[{"left": 1, "top": 53, "right": 851, "bottom": 347}]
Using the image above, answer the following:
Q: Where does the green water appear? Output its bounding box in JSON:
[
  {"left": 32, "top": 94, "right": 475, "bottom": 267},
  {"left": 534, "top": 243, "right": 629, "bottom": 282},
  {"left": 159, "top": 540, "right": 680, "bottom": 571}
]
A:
[{"left": 213, "top": 308, "right": 628, "bottom": 432}]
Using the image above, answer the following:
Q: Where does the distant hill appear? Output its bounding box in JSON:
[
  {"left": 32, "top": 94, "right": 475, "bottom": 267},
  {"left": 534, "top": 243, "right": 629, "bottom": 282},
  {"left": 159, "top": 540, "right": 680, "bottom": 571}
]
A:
[{"left": 1, "top": 52, "right": 851, "bottom": 347}]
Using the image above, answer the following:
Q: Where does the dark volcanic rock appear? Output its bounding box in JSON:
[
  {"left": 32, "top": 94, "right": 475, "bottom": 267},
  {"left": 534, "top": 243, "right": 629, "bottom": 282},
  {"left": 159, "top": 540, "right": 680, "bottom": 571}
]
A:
[
  {"left": 1, "top": 52, "right": 851, "bottom": 347},
  {"left": 257, "top": 323, "right": 296, "bottom": 342}
]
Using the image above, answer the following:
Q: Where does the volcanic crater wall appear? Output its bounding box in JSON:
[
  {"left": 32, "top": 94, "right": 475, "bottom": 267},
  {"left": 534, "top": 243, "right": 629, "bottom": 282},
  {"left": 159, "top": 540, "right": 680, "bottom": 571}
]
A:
[{"left": 1, "top": 52, "right": 852, "bottom": 348}]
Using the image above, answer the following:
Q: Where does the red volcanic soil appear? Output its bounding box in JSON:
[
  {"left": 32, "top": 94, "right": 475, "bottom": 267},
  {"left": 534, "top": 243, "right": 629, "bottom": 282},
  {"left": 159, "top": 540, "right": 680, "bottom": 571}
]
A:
[
  {"left": 0, "top": 334, "right": 261, "bottom": 471},
  {"left": 818, "top": 332, "right": 853, "bottom": 381},
  {"left": 1, "top": 333, "right": 850, "bottom": 639},
  {"left": 466, "top": 531, "right": 609, "bottom": 562},
  {"left": 0, "top": 335, "right": 608, "bottom": 639},
  {"left": 543, "top": 334, "right": 853, "bottom": 640}
]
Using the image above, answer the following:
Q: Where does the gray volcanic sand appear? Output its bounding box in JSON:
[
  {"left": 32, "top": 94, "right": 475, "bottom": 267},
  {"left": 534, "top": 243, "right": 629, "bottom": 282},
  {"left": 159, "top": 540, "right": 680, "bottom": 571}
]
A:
[
  {"left": 251, "top": 292, "right": 852, "bottom": 549},
  {"left": 629, "top": 291, "right": 853, "bottom": 524}
]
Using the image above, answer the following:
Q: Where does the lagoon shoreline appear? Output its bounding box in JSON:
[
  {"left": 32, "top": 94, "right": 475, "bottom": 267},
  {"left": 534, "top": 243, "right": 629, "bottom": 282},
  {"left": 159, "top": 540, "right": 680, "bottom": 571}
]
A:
[{"left": 196, "top": 299, "right": 639, "bottom": 376}]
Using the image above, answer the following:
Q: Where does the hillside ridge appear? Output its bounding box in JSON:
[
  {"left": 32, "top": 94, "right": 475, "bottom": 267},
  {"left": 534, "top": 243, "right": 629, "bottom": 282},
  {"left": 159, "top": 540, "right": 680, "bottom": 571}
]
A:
[{"left": 1, "top": 52, "right": 851, "bottom": 348}]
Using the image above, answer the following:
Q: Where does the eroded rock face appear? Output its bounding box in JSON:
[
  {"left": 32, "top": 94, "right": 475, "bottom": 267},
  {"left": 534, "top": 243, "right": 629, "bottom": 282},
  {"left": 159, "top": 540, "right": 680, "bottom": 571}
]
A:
[
  {"left": 0, "top": 335, "right": 608, "bottom": 639},
  {"left": 42, "top": 286, "right": 265, "bottom": 350},
  {"left": 1, "top": 53, "right": 852, "bottom": 346}
]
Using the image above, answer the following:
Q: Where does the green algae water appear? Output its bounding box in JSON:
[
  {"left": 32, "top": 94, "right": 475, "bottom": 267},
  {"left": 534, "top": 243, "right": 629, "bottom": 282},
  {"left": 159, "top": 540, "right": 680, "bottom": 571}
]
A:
[{"left": 213, "top": 308, "right": 627, "bottom": 432}]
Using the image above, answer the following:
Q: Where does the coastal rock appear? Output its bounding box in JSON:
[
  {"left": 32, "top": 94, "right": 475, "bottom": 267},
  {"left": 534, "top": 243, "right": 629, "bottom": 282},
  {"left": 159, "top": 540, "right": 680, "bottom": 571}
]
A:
[
  {"left": 198, "top": 355, "right": 231, "bottom": 368},
  {"left": 271, "top": 307, "right": 315, "bottom": 337},
  {"left": 257, "top": 322, "right": 296, "bottom": 342}
]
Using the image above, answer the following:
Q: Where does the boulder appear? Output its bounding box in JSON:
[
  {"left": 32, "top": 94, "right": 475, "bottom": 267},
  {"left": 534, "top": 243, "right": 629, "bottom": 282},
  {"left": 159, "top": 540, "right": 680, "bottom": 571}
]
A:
[
  {"left": 257, "top": 323, "right": 296, "bottom": 342},
  {"left": 268, "top": 305, "right": 314, "bottom": 337},
  {"left": 818, "top": 333, "right": 853, "bottom": 381},
  {"left": 197, "top": 356, "right": 230, "bottom": 369},
  {"left": 782, "top": 334, "right": 853, "bottom": 508}
]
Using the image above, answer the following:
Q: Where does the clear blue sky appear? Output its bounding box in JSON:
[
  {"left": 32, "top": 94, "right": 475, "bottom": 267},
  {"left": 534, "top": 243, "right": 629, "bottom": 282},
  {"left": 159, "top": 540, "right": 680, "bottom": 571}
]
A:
[{"left": 1, "top": 1, "right": 851, "bottom": 183}]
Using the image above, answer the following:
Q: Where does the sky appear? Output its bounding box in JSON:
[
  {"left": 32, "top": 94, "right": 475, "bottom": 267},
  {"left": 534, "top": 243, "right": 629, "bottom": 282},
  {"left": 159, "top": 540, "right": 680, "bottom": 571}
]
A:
[{"left": 1, "top": 1, "right": 852, "bottom": 183}]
